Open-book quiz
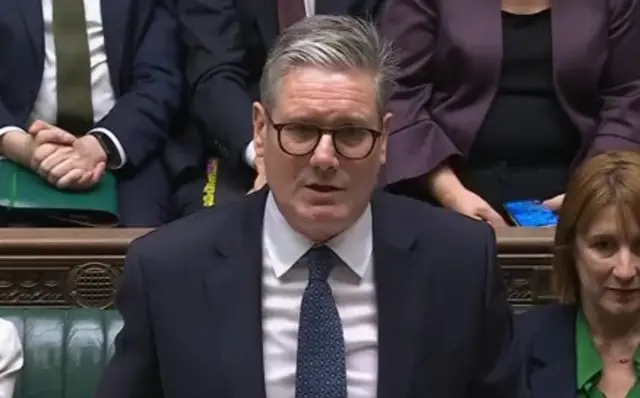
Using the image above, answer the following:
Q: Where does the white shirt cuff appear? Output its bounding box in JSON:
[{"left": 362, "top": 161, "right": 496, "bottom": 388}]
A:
[
  {"left": 0, "top": 126, "right": 26, "bottom": 159},
  {"left": 0, "top": 126, "right": 25, "bottom": 137},
  {"left": 89, "top": 127, "right": 126, "bottom": 169},
  {"left": 244, "top": 140, "right": 256, "bottom": 168}
]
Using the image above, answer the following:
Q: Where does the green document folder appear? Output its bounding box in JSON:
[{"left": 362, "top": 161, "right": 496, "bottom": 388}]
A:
[{"left": 0, "top": 159, "right": 119, "bottom": 226}]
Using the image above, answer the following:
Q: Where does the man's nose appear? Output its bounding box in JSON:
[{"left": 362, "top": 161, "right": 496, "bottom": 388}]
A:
[{"left": 309, "top": 134, "right": 339, "bottom": 170}]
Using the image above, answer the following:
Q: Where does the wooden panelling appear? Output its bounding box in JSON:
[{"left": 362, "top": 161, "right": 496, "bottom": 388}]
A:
[{"left": 0, "top": 227, "right": 556, "bottom": 308}]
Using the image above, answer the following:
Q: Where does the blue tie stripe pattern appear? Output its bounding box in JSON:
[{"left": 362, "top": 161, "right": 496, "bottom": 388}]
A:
[{"left": 295, "top": 246, "right": 348, "bottom": 398}]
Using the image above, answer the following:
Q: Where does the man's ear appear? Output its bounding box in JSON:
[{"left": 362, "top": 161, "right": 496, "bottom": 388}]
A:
[
  {"left": 252, "top": 102, "right": 267, "bottom": 158},
  {"left": 378, "top": 112, "right": 392, "bottom": 165}
]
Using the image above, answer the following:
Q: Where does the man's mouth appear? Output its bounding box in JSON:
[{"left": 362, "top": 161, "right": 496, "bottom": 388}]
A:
[{"left": 307, "top": 184, "right": 340, "bottom": 193}]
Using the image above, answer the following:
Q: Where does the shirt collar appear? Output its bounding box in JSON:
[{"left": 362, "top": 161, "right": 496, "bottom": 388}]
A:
[
  {"left": 575, "top": 309, "right": 640, "bottom": 394},
  {"left": 263, "top": 192, "right": 372, "bottom": 279},
  {"left": 576, "top": 309, "right": 603, "bottom": 393}
]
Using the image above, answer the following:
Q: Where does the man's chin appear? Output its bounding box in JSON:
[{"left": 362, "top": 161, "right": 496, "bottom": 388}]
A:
[{"left": 298, "top": 203, "right": 349, "bottom": 221}]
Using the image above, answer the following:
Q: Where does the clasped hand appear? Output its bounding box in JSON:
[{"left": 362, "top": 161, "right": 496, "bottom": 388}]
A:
[{"left": 28, "top": 120, "right": 106, "bottom": 190}]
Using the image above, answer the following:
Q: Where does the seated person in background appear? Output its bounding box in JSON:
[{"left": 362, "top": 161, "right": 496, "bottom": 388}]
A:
[
  {"left": 96, "top": 16, "right": 525, "bottom": 397},
  {"left": 379, "top": 0, "right": 640, "bottom": 226},
  {"left": 0, "top": 0, "right": 183, "bottom": 227},
  {"left": 165, "top": 0, "right": 387, "bottom": 217},
  {"left": 518, "top": 150, "right": 640, "bottom": 397},
  {"left": 0, "top": 318, "right": 23, "bottom": 397}
]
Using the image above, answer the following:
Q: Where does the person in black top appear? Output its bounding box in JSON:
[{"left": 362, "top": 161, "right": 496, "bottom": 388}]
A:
[
  {"left": 462, "top": 8, "right": 578, "bottom": 218},
  {"left": 379, "top": 0, "right": 640, "bottom": 225}
]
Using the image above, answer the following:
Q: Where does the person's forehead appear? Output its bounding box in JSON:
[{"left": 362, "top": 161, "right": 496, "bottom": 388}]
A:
[
  {"left": 583, "top": 207, "right": 640, "bottom": 238},
  {"left": 275, "top": 67, "right": 378, "bottom": 118},
  {"left": 279, "top": 67, "right": 376, "bottom": 94}
]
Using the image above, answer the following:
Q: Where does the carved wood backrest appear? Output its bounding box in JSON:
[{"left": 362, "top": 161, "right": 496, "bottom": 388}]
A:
[
  {"left": 495, "top": 227, "right": 554, "bottom": 311},
  {"left": 0, "top": 227, "right": 555, "bottom": 309}
]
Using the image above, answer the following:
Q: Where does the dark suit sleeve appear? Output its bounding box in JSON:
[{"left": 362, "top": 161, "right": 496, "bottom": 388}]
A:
[
  {"left": 378, "top": 0, "right": 460, "bottom": 187},
  {"left": 471, "top": 226, "right": 529, "bottom": 398},
  {"left": 95, "top": 244, "right": 163, "bottom": 398},
  {"left": 0, "top": 103, "right": 23, "bottom": 131},
  {"left": 94, "top": 0, "right": 183, "bottom": 169},
  {"left": 349, "top": 0, "right": 387, "bottom": 19},
  {"left": 178, "top": 0, "right": 254, "bottom": 168},
  {"left": 587, "top": 0, "right": 640, "bottom": 156}
]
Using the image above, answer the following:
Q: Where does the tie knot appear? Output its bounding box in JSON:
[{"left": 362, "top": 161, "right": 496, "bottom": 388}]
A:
[{"left": 303, "top": 246, "right": 339, "bottom": 282}]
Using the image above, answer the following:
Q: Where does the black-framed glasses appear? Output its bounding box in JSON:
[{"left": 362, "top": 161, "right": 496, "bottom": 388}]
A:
[{"left": 265, "top": 113, "right": 383, "bottom": 160}]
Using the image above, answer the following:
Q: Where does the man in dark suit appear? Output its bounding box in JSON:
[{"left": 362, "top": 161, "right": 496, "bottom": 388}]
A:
[
  {"left": 164, "top": 0, "right": 386, "bottom": 218},
  {"left": 96, "top": 16, "right": 525, "bottom": 397},
  {"left": 0, "top": 0, "right": 183, "bottom": 226}
]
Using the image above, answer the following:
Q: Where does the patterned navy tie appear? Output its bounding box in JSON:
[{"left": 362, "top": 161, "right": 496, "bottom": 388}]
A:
[{"left": 295, "top": 246, "right": 347, "bottom": 398}]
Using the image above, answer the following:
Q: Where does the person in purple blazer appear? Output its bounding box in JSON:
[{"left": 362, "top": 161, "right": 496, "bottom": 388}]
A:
[{"left": 379, "top": 0, "right": 640, "bottom": 225}]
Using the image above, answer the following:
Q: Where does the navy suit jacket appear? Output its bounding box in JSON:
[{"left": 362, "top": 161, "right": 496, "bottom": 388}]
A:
[
  {"left": 95, "top": 189, "right": 527, "bottom": 397},
  {"left": 0, "top": 0, "right": 183, "bottom": 169},
  {"left": 516, "top": 304, "right": 579, "bottom": 398},
  {"left": 164, "top": 0, "right": 386, "bottom": 184},
  {"left": 379, "top": 0, "right": 640, "bottom": 187}
]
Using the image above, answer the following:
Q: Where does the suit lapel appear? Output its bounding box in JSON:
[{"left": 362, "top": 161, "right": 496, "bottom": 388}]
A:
[
  {"left": 250, "top": 0, "right": 278, "bottom": 49},
  {"left": 314, "top": 0, "right": 350, "bottom": 16},
  {"left": 19, "top": 0, "right": 44, "bottom": 61},
  {"left": 529, "top": 305, "right": 577, "bottom": 398},
  {"left": 550, "top": 0, "right": 605, "bottom": 111},
  {"left": 438, "top": 0, "right": 502, "bottom": 153},
  {"left": 203, "top": 189, "right": 268, "bottom": 398},
  {"left": 371, "top": 192, "right": 424, "bottom": 398},
  {"left": 251, "top": 0, "right": 354, "bottom": 45},
  {"left": 530, "top": 360, "right": 576, "bottom": 398},
  {"left": 101, "top": 0, "right": 131, "bottom": 94}
]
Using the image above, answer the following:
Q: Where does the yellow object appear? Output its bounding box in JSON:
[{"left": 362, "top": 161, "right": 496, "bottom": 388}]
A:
[{"left": 202, "top": 158, "right": 218, "bottom": 207}]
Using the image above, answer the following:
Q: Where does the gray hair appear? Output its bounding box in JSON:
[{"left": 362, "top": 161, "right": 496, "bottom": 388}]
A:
[{"left": 260, "top": 15, "right": 397, "bottom": 115}]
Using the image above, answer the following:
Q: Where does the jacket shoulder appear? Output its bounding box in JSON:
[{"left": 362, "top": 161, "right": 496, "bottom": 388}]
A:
[
  {"left": 128, "top": 198, "right": 250, "bottom": 267},
  {"left": 376, "top": 190, "right": 495, "bottom": 240},
  {"left": 516, "top": 303, "right": 575, "bottom": 347}
]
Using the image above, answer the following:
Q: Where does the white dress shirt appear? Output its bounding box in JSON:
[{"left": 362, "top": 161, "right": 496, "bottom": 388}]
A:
[
  {"left": 0, "top": 318, "right": 23, "bottom": 398},
  {"left": 244, "top": 0, "right": 316, "bottom": 167},
  {"left": 262, "top": 193, "right": 378, "bottom": 398},
  {"left": 0, "top": 0, "right": 126, "bottom": 167}
]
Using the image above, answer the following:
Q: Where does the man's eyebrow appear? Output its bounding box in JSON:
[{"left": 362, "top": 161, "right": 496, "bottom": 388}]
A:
[{"left": 284, "top": 115, "right": 372, "bottom": 126}]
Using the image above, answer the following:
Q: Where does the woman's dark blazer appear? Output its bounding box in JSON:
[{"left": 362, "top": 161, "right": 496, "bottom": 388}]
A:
[
  {"left": 379, "top": 0, "right": 640, "bottom": 187},
  {"left": 516, "top": 304, "right": 579, "bottom": 398}
]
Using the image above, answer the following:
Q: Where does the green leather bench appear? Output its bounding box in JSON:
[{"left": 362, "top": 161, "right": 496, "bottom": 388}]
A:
[{"left": 0, "top": 308, "right": 121, "bottom": 398}]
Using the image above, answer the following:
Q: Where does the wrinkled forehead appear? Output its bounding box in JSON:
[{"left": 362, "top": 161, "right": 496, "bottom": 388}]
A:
[{"left": 273, "top": 67, "right": 380, "bottom": 123}]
